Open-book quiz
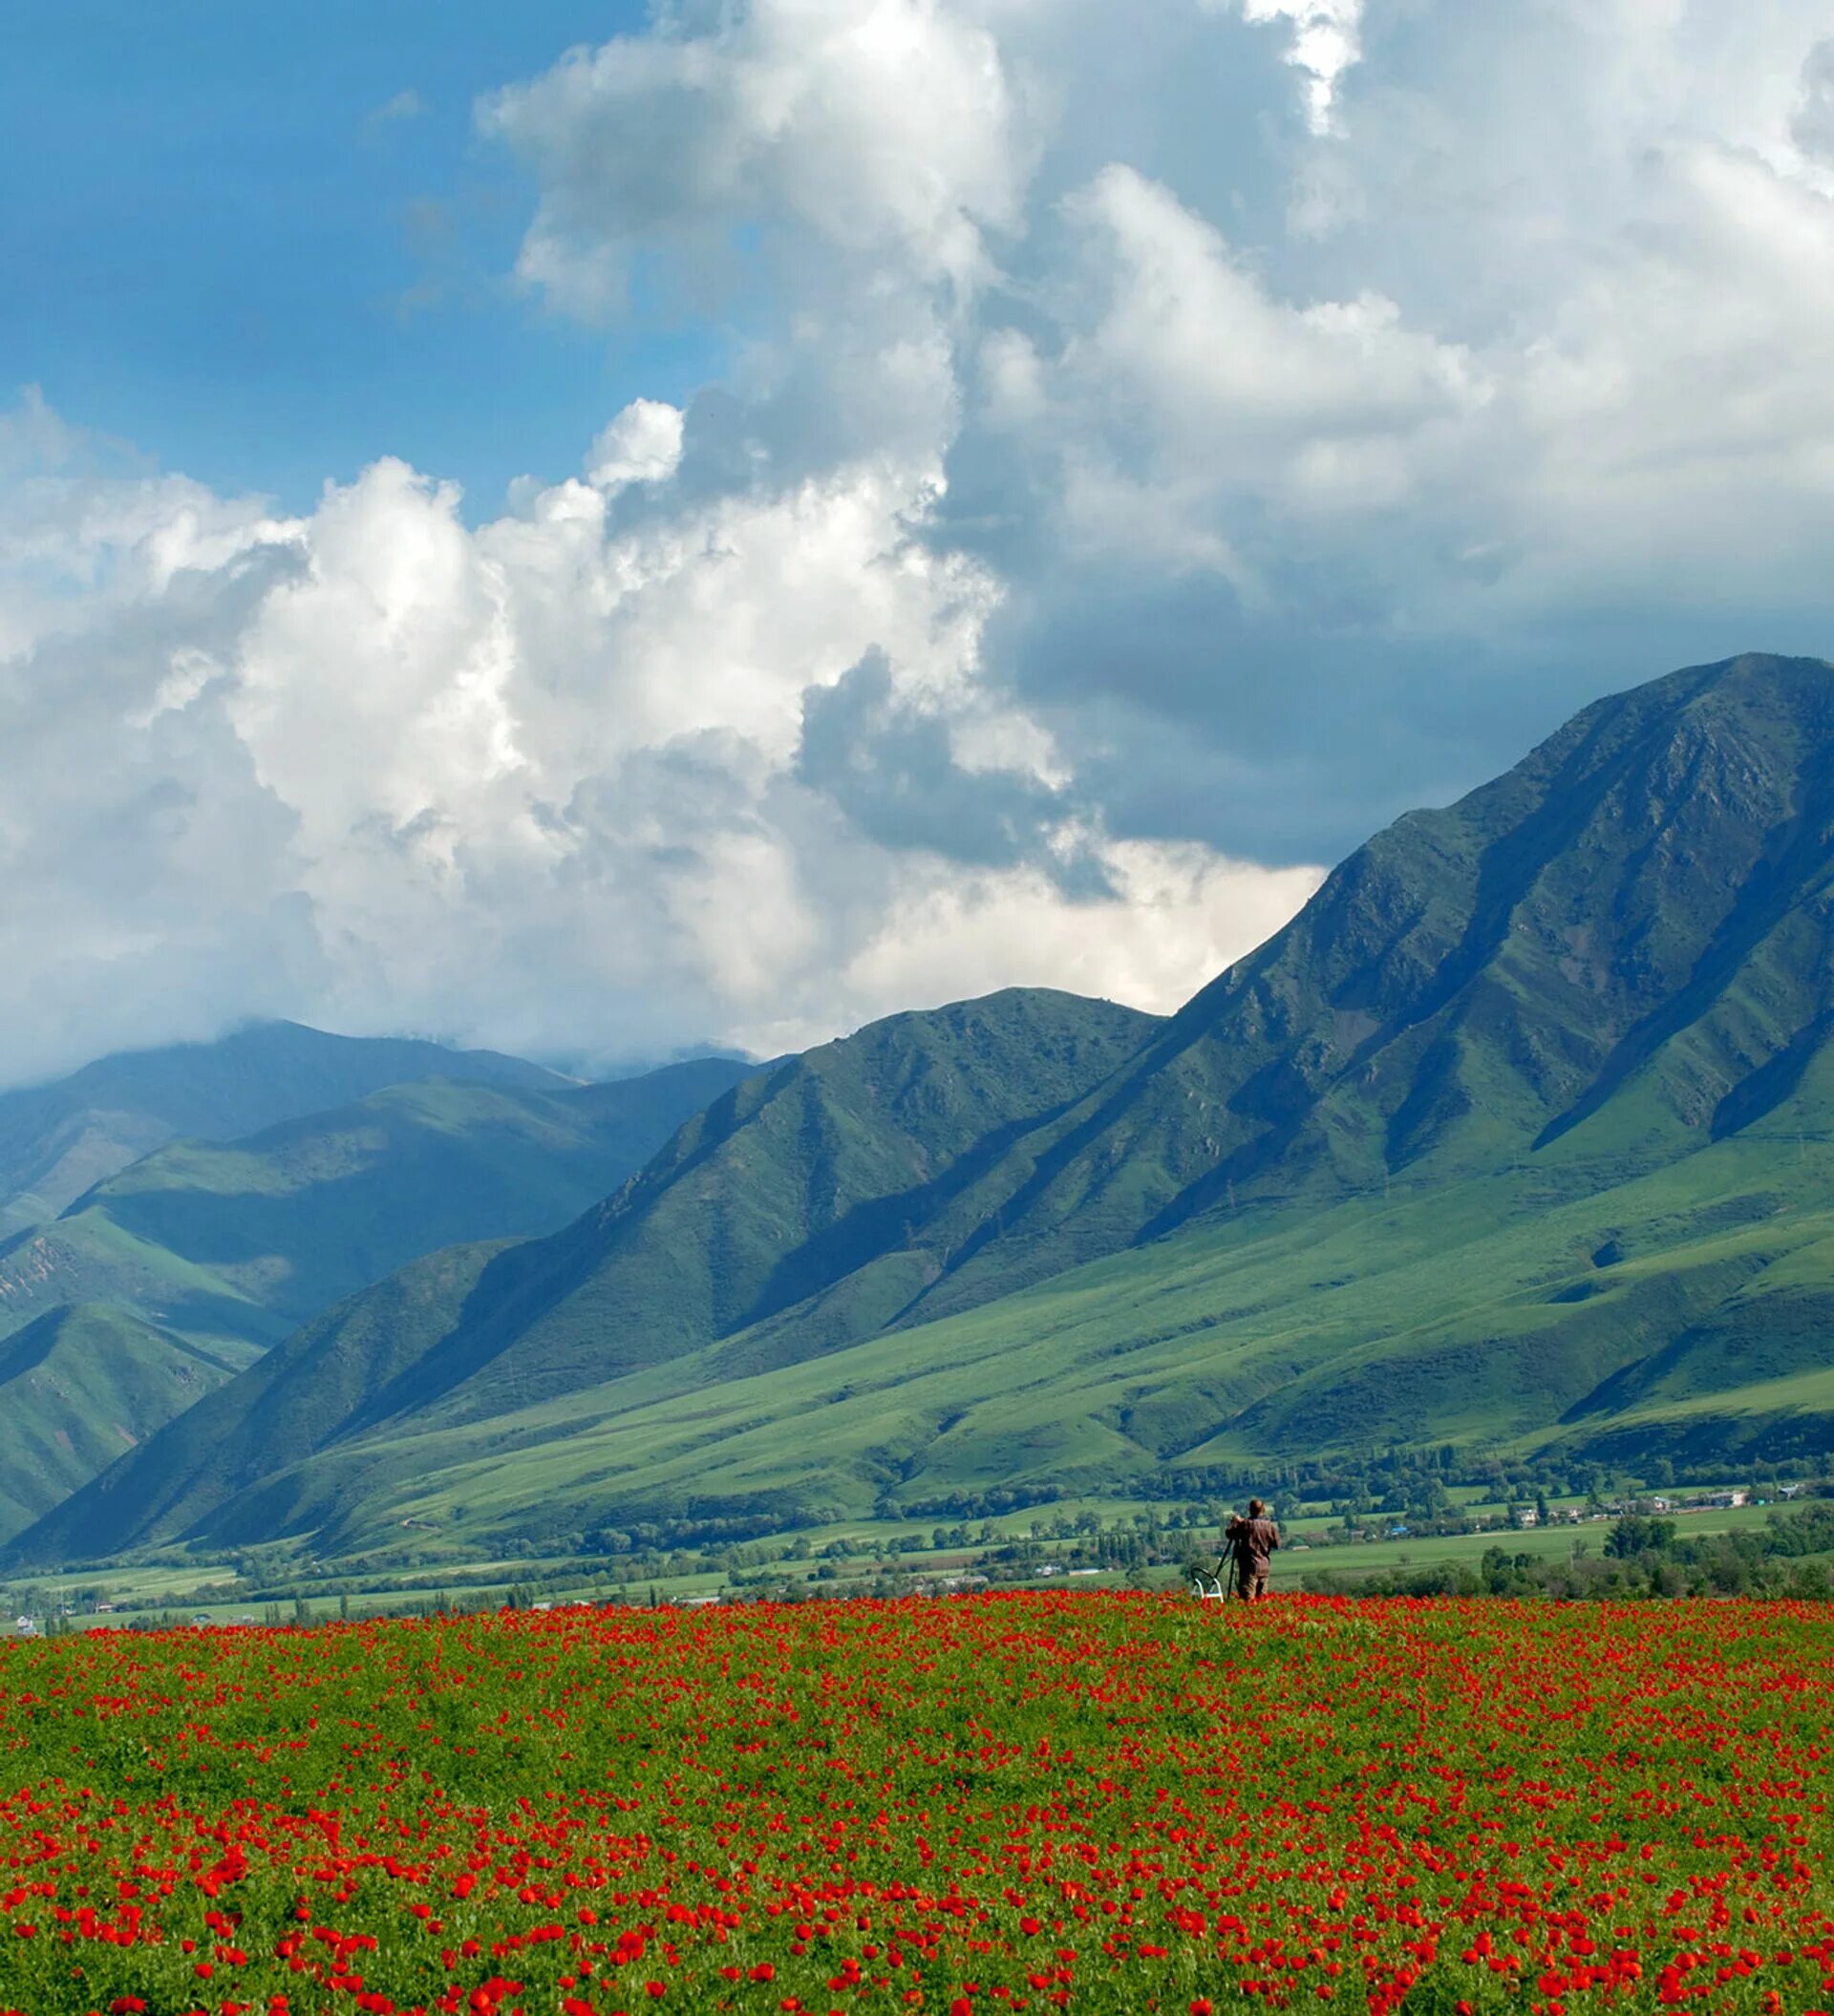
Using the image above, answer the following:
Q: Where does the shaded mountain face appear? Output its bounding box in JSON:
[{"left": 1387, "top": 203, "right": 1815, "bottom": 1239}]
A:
[
  {"left": 18, "top": 652, "right": 1834, "bottom": 1568},
  {"left": 869, "top": 652, "right": 1834, "bottom": 1324},
  {"left": 0, "top": 1022, "right": 569, "bottom": 1234},
  {"left": 0, "top": 1056, "right": 761, "bottom": 1354}
]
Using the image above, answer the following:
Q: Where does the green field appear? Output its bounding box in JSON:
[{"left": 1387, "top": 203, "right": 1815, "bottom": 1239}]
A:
[{"left": 10, "top": 1482, "right": 1811, "bottom": 1635}]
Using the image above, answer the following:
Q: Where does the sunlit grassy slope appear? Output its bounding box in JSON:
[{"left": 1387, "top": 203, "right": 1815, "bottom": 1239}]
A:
[
  {"left": 11, "top": 988, "right": 1161, "bottom": 1560},
  {"left": 152, "top": 1104, "right": 1834, "bottom": 1555}
]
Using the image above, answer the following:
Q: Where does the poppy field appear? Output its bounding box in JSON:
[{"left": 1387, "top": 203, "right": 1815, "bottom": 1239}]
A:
[{"left": 0, "top": 1596, "right": 1830, "bottom": 2016}]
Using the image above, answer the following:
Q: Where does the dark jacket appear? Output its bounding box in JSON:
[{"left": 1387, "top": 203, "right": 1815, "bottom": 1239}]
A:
[{"left": 1226, "top": 1515, "right": 1280, "bottom": 1575}]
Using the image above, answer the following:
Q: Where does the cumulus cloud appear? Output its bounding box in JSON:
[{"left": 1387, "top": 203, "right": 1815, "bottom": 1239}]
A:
[
  {"left": 586, "top": 399, "right": 685, "bottom": 490},
  {"left": 0, "top": 389, "right": 1306, "bottom": 1086},
  {"left": 478, "top": 0, "right": 1026, "bottom": 316},
  {"left": 9, "top": 0, "right": 1834, "bottom": 1085},
  {"left": 821, "top": 840, "right": 1321, "bottom": 1064}
]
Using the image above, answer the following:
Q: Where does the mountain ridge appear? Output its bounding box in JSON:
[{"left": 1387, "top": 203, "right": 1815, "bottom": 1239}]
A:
[
  {"left": 8, "top": 987, "right": 1160, "bottom": 1558},
  {"left": 14, "top": 652, "right": 1834, "bottom": 1568},
  {"left": 0, "top": 1303, "right": 249, "bottom": 1540}
]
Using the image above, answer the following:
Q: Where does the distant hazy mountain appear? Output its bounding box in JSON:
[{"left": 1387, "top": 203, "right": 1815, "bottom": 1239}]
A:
[
  {"left": 0, "top": 1021, "right": 567, "bottom": 1233},
  {"left": 21, "top": 653, "right": 1834, "bottom": 1569},
  {"left": 0, "top": 1056, "right": 762, "bottom": 1356}
]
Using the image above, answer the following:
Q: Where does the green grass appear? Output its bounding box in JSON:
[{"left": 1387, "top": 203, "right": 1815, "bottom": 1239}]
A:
[
  {"left": 1284, "top": 1499, "right": 1782, "bottom": 1584},
  {"left": 11, "top": 1594, "right": 1834, "bottom": 2015},
  {"left": 33, "top": 1115, "right": 1834, "bottom": 1567},
  {"left": 181, "top": 1123, "right": 1834, "bottom": 1559}
]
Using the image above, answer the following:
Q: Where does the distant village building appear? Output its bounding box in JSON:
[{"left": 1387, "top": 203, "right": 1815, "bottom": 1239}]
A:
[
  {"left": 1514, "top": 1508, "right": 1539, "bottom": 1527},
  {"left": 1703, "top": 1489, "right": 1748, "bottom": 1509}
]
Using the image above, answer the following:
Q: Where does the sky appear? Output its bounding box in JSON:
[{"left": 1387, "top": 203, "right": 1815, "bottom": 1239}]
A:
[{"left": 5, "top": 0, "right": 1834, "bottom": 1086}]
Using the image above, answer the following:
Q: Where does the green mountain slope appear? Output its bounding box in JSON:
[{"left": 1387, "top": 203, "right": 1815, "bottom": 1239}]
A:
[
  {"left": 0, "top": 1057, "right": 758, "bottom": 1353},
  {"left": 11, "top": 989, "right": 1158, "bottom": 1559},
  {"left": 162, "top": 1128, "right": 1834, "bottom": 1556},
  {"left": 869, "top": 650, "right": 1834, "bottom": 1325},
  {"left": 0, "top": 1021, "right": 567, "bottom": 1234},
  {"left": 18, "top": 652, "right": 1834, "bottom": 1568},
  {"left": 0, "top": 1305, "right": 249, "bottom": 1540}
]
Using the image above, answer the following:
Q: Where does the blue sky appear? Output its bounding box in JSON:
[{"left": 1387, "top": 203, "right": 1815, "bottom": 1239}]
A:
[
  {"left": 1, "top": 0, "right": 725, "bottom": 515},
  {"left": 4, "top": 1, "right": 1834, "bottom": 1084}
]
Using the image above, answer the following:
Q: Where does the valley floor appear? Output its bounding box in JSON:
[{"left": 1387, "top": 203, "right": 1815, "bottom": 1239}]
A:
[{"left": 5, "top": 1481, "right": 1811, "bottom": 1627}]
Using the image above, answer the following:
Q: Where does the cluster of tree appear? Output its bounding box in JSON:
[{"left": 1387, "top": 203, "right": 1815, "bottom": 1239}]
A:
[
  {"left": 891, "top": 1485, "right": 1066, "bottom": 1520},
  {"left": 1153, "top": 1444, "right": 1833, "bottom": 1517},
  {"left": 1311, "top": 1502, "right": 1834, "bottom": 1601}
]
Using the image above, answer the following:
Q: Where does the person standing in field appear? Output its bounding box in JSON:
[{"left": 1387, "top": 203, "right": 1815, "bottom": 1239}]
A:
[{"left": 1226, "top": 1498, "right": 1280, "bottom": 1601}]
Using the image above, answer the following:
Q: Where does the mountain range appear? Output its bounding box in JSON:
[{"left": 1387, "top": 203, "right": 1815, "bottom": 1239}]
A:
[
  {"left": 9, "top": 651, "right": 1834, "bottom": 1568},
  {"left": 0, "top": 1020, "right": 565, "bottom": 1235},
  {"left": 0, "top": 1037, "right": 756, "bottom": 1539},
  {"left": 0, "top": 1056, "right": 759, "bottom": 1355}
]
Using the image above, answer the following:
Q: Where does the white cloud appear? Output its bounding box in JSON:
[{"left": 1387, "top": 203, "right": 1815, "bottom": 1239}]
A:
[
  {"left": 803, "top": 838, "right": 1323, "bottom": 1061},
  {"left": 0, "top": 391, "right": 1315, "bottom": 1085},
  {"left": 479, "top": 0, "right": 1027, "bottom": 317},
  {"left": 1056, "top": 163, "right": 1482, "bottom": 476},
  {"left": 586, "top": 399, "right": 685, "bottom": 490},
  {"left": 11, "top": 0, "right": 1834, "bottom": 1085}
]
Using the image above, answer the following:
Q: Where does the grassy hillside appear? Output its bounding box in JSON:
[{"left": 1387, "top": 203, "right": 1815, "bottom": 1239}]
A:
[
  {"left": 11, "top": 989, "right": 1158, "bottom": 1560},
  {"left": 305, "top": 986, "right": 1161, "bottom": 1440},
  {"left": 0, "top": 1058, "right": 757, "bottom": 1354},
  {"left": 146, "top": 1111, "right": 1834, "bottom": 1555},
  {"left": 0, "top": 1020, "right": 568, "bottom": 1233},
  {"left": 854, "top": 653, "right": 1834, "bottom": 1327},
  {"left": 0, "top": 1305, "right": 251, "bottom": 1541},
  {"left": 18, "top": 653, "right": 1834, "bottom": 1569}
]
